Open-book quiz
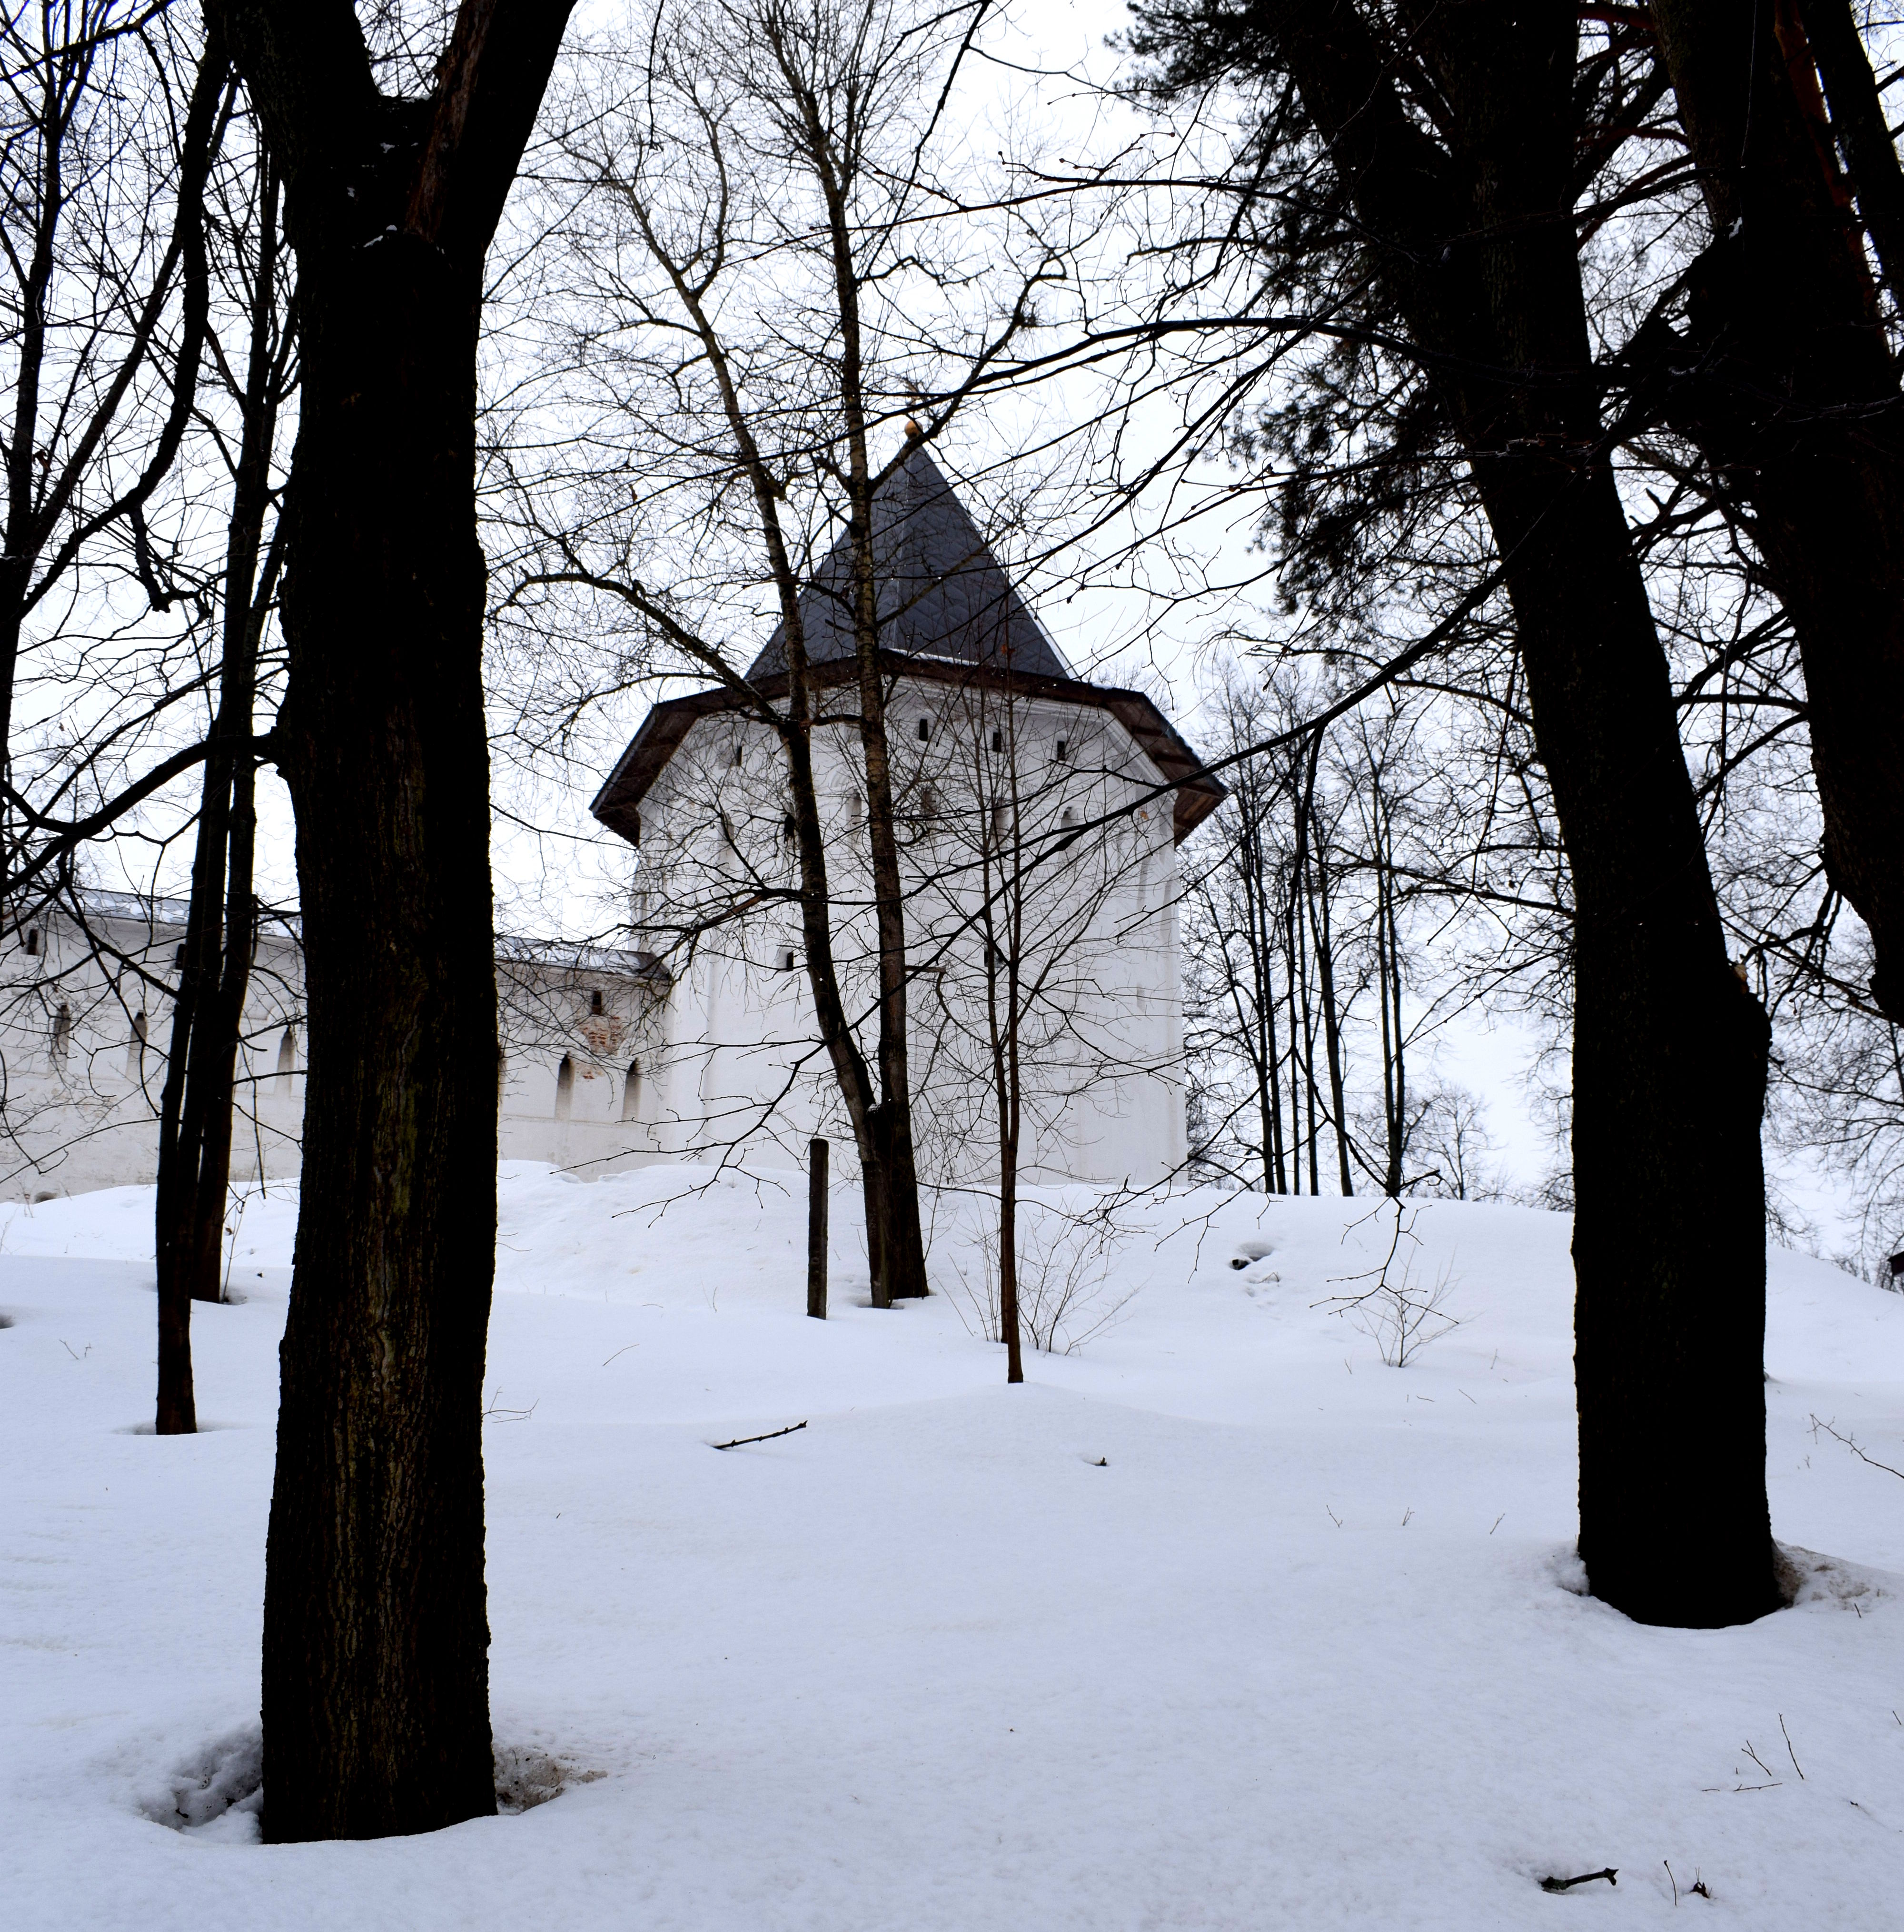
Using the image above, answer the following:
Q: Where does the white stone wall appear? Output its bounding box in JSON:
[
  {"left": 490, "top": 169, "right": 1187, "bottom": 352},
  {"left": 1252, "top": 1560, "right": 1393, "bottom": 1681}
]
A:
[
  {"left": 0, "top": 905, "right": 671, "bottom": 1199},
  {"left": 0, "top": 903, "right": 305, "bottom": 1200},
  {"left": 0, "top": 674, "right": 1193, "bottom": 1203},
  {"left": 626, "top": 674, "right": 1189, "bottom": 1187}
]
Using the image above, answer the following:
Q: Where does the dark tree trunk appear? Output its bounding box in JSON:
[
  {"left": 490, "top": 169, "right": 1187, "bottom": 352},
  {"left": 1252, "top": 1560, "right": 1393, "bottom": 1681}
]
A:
[
  {"left": 850, "top": 632, "right": 927, "bottom": 1302},
  {"left": 1481, "top": 458, "right": 1777, "bottom": 1626},
  {"left": 1371, "top": 802, "right": 1406, "bottom": 1199},
  {"left": 1795, "top": 0, "right": 1904, "bottom": 300},
  {"left": 212, "top": 0, "right": 574, "bottom": 1843},
  {"left": 72, "top": 30, "right": 229, "bottom": 1438},
  {"left": 1649, "top": 0, "right": 1904, "bottom": 1020},
  {"left": 1294, "top": 737, "right": 1352, "bottom": 1196},
  {"left": 1266, "top": 0, "right": 1781, "bottom": 1624},
  {"left": 1283, "top": 867, "right": 1305, "bottom": 1194},
  {"left": 1291, "top": 820, "right": 1321, "bottom": 1195},
  {"left": 1243, "top": 808, "right": 1287, "bottom": 1193},
  {"left": 155, "top": 166, "right": 286, "bottom": 1422},
  {"left": 774, "top": 639, "right": 892, "bottom": 1308},
  {"left": 878, "top": 1096, "right": 930, "bottom": 1299},
  {"left": 262, "top": 236, "right": 500, "bottom": 1838},
  {"left": 990, "top": 896, "right": 1025, "bottom": 1384},
  {"left": 999, "top": 1154, "right": 1023, "bottom": 1382},
  {"left": 154, "top": 1198, "right": 197, "bottom": 1434},
  {"left": 741, "top": 4, "right": 932, "bottom": 1305},
  {"left": 1307, "top": 862, "right": 1352, "bottom": 1197},
  {"left": 1252, "top": 913, "right": 1284, "bottom": 1195},
  {"left": 862, "top": 1104, "right": 897, "bottom": 1310}
]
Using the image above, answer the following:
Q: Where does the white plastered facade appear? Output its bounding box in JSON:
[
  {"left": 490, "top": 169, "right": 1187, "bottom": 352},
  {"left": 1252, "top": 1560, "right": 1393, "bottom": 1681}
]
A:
[
  {"left": 618, "top": 671, "right": 1191, "bottom": 1189},
  {"left": 0, "top": 898, "right": 670, "bottom": 1199}
]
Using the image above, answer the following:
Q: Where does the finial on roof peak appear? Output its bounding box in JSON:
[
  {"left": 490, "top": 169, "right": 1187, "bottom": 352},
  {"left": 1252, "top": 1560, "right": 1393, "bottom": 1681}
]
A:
[{"left": 903, "top": 417, "right": 922, "bottom": 438}]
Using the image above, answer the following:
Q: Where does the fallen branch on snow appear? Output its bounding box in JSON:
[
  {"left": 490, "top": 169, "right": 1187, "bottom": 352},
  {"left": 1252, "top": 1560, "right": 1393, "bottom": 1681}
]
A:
[
  {"left": 712, "top": 1420, "right": 807, "bottom": 1451},
  {"left": 1809, "top": 1413, "right": 1904, "bottom": 1482},
  {"left": 1539, "top": 1868, "right": 1616, "bottom": 1893}
]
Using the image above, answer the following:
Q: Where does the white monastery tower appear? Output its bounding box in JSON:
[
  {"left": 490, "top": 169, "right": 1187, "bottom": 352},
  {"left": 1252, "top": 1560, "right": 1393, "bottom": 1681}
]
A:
[{"left": 590, "top": 442, "right": 1222, "bottom": 1188}]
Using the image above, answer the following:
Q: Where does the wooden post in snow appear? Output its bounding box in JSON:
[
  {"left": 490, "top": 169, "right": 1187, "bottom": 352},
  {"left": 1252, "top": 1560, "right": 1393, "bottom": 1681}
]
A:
[{"left": 807, "top": 1138, "right": 828, "bottom": 1319}]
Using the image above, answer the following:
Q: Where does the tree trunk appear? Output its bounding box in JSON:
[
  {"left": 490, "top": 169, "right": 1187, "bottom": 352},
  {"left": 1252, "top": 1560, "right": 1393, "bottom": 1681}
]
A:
[
  {"left": 852, "top": 647, "right": 928, "bottom": 1299},
  {"left": 1650, "top": 0, "right": 1904, "bottom": 1020},
  {"left": 862, "top": 1105, "right": 896, "bottom": 1310},
  {"left": 999, "top": 1152, "right": 1023, "bottom": 1383},
  {"left": 1247, "top": 817, "right": 1287, "bottom": 1193},
  {"left": 154, "top": 167, "right": 285, "bottom": 1380},
  {"left": 154, "top": 1184, "right": 197, "bottom": 1434},
  {"left": 216, "top": 0, "right": 575, "bottom": 1843},
  {"left": 258, "top": 222, "right": 501, "bottom": 1843},
  {"left": 807, "top": 1136, "right": 828, "bottom": 1318},
  {"left": 1273, "top": 0, "right": 1781, "bottom": 1624},
  {"left": 1307, "top": 856, "right": 1352, "bottom": 1196},
  {"left": 1372, "top": 806, "right": 1406, "bottom": 1198},
  {"left": 1374, "top": 855, "right": 1398, "bottom": 1197},
  {"left": 1292, "top": 832, "right": 1320, "bottom": 1194},
  {"left": 1485, "top": 461, "right": 1778, "bottom": 1627},
  {"left": 1795, "top": 0, "right": 1904, "bottom": 300},
  {"left": 997, "top": 930, "right": 1024, "bottom": 1384},
  {"left": 1283, "top": 869, "right": 1305, "bottom": 1194}
]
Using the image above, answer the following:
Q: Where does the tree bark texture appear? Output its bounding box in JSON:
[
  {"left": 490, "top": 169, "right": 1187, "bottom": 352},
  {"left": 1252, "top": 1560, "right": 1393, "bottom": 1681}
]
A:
[
  {"left": 846, "top": 523, "right": 928, "bottom": 1301},
  {"left": 210, "top": 0, "right": 574, "bottom": 1842},
  {"left": 1649, "top": 0, "right": 1904, "bottom": 1020},
  {"left": 154, "top": 164, "right": 286, "bottom": 1439},
  {"left": 1795, "top": 0, "right": 1904, "bottom": 301},
  {"left": 1270, "top": 0, "right": 1781, "bottom": 1623}
]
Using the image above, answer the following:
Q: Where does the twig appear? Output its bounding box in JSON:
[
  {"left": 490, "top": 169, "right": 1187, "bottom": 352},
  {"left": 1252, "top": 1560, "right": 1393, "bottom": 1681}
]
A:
[
  {"left": 601, "top": 1343, "right": 639, "bottom": 1366},
  {"left": 1779, "top": 1713, "right": 1805, "bottom": 1780},
  {"left": 1742, "top": 1740, "right": 1777, "bottom": 1780},
  {"left": 1809, "top": 1413, "right": 1904, "bottom": 1481},
  {"left": 1540, "top": 1868, "right": 1616, "bottom": 1892},
  {"left": 712, "top": 1419, "right": 807, "bottom": 1451},
  {"left": 1665, "top": 1860, "right": 1677, "bottom": 1907}
]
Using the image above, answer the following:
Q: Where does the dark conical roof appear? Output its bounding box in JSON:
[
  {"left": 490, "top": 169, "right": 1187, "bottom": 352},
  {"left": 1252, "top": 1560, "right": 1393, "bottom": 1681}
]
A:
[{"left": 745, "top": 441, "right": 1070, "bottom": 681}]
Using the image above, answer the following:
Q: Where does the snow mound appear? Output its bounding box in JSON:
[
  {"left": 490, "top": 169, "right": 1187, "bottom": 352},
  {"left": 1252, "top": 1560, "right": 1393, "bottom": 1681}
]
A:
[
  {"left": 1776, "top": 1543, "right": 1895, "bottom": 1614},
  {"left": 493, "top": 1744, "right": 605, "bottom": 1814},
  {"left": 139, "top": 1728, "right": 262, "bottom": 1839},
  {"left": 6, "top": 1174, "right": 1904, "bottom": 1927}
]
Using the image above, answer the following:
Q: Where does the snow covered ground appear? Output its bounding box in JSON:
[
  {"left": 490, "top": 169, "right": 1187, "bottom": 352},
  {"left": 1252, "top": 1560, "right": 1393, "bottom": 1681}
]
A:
[{"left": 3, "top": 1163, "right": 1902, "bottom": 1928}]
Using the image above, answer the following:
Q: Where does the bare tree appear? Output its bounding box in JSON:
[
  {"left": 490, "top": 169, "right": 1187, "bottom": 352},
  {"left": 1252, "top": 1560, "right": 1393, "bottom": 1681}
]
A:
[
  {"left": 154, "top": 110, "right": 294, "bottom": 1434},
  {"left": 504, "top": 0, "right": 1075, "bottom": 1304},
  {"left": 0, "top": 5, "right": 228, "bottom": 833},
  {"left": 915, "top": 664, "right": 1181, "bottom": 1379},
  {"left": 210, "top": 0, "right": 576, "bottom": 1845},
  {"left": 1126, "top": 0, "right": 1783, "bottom": 1630}
]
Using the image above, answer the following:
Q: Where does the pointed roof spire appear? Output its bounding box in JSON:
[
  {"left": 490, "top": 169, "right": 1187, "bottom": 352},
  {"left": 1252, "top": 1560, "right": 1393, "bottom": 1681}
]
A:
[{"left": 746, "top": 442, "right": 1071, "bottom": 681}]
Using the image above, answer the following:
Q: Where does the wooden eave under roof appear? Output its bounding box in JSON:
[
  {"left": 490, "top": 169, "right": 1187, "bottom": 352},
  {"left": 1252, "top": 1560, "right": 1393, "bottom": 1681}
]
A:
[{"left": 589, "top": 652, "right": 1226, "bottom": 850}]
